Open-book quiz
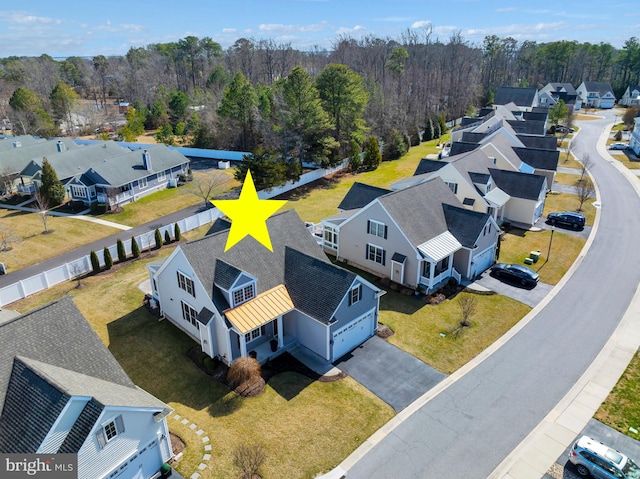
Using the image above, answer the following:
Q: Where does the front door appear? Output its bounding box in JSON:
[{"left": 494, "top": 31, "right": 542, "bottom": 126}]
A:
[{"left": 391, "top": 259, "right": 405, "bottom": 284}]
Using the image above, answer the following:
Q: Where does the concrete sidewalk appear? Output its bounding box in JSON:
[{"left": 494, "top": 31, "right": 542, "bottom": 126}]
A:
[{"left": 0, "top": 202, "right": 132, "bottom": 230}]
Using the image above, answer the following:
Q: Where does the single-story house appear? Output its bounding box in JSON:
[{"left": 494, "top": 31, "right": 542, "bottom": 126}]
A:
[
  {"left": 489, "top": 168, "right": 547, "bottom": 225},
  {"left": 148, "top": 209, "right": 383, "bottom": 364},
  {"left": 67, "top": 144, "right": 190, "bottom": 207},
  {"left": 322, "top": 178, "right": 500, "bottom": 290},
  {"left": 0, "top": 297, "right": 173, "bottom": 479}
]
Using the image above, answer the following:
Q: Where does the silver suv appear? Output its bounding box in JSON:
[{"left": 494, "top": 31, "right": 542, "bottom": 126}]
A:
[{"left": 569, "top": 435, "right": 640, "bottom": 478}]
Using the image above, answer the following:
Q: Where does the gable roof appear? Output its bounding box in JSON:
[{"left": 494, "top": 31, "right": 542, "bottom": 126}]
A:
[
  {"left": 581, "top": 81, "right": 615, "bottom": 97},
  {"left": 181, "top": 209, "right": 360, "bottom": 323},
  {"left": 376, "top": 178, "right": 461, "bottom": 247},
  {"left": 442, "top": 204, "right": 492, "bottom": 248},
  {"left": 413, "top": 159, "right": 447, "bottom": 176},
  {"left": 506, "top": 119, "right": 546, "bottom": 135},
  {"left": 0, "top": 135, "right": 46, "bottom": 152},
  {"left": 450, "top": 141, "right": 480, "bottom": 156},
  {"left": 0, "top": 297, "right": 166, "bottom": 453},
  {"left": 512, "top": 147, "right": 559, "bottom": 171},
  {"left": 489, "top": 168, "right": 546, "bottom": 200},
  {"left": 517, "top": 134, "right": 558, "bottom": 150},
  {"left": 546, "top": 83, "right": 578, "bottom": 95},
  {"left": 494, "top": 87, "right": 538, "bottom": 107},
  {"left": 338, "top": 182, "right": 391, "bottom": 211},
  {"left": 0, "top": 138, "right": 79, "bottom": 175}
]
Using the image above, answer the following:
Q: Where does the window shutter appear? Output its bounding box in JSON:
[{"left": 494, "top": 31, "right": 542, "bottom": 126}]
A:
[
  {"left": 358, "top": 284, "right": 363, "bottom": 299},
  {"left": 260, "top": 325, "right": 266, "bottom": 336},
  {"left": 382, "top": 250, "right": 386, "bottom": 266},
  {"left": 383, "top": 225, "right": 388, "bottom": 239},
  {"left": 96, "top": 429, "right": 106, "bottom": 449},
  {"left": 176, "top": 271, "right": 180, "bottom": 285},
  {"left": 348, "top": 289, "right": 352, "bottom": 306},
  {"left": 365, "top": 244, "right": 369, "bottom": 260},
  {"left": 115, "top": 415, "right": 125, "bottom": 434},
  {"left": 367, "top": 220, "right": 371, "bottom": 234}
]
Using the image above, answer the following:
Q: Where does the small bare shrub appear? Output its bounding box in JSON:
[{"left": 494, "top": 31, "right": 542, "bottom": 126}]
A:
[
  {"left": 233, "top": 443, "right": 266, "bottom": 479},
  {"left": 227, "top": 357, "right": 261, "bottom": 388}
]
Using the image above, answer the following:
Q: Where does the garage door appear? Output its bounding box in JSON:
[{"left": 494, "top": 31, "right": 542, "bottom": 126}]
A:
[
  {"left": 473, "top": 246, "right": 495, "bottom": 277},
  {"left": 332, "top": 309, "right": 375, "bottom": 361}
]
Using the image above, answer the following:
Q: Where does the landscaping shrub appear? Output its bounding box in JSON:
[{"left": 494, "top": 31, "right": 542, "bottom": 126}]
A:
[
  {"left": 90, "top": 250, "right": 100, "bottom": 274},
  {"left": 103, "top": 247, "right": 113, "bottom": 270},
  {"left": 174, "top": 223, "right": 181, "bottom": 241},
  {"left": 131, "top": 236, "right": 140, "bottom": 258},
  {"left": 233, "top": 443, "right": 266, "bottom": 479},
  {"left": 116, "top": 239, "right": 126, "bottom": 263},
  {"left": 164, "top": 230, "right": 171, "bottom": 244},
  {"left": 227, "top": 357, "right": 261, "bottom": 388},
  {"left": 90, "top": 202, "right": 108, "bottom": 214},
  {"left": 154, "top": 228, "right": 163, "bottom": 249}
]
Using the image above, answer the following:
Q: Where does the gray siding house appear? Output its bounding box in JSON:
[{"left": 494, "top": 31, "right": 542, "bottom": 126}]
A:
[{"left": 148, "top": 210, "right": 383, "bottom": 364}]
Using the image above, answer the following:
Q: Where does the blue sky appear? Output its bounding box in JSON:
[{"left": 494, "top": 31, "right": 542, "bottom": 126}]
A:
[{"left": 1, "top": 0, "right": 638, "bottom": 58}]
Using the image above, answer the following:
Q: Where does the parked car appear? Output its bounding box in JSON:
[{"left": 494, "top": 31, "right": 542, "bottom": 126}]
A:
[
  {"left": 609, "top": 142, "right": 630, "bottom": 150},
  {"left": 556, "top": 125, "right": 575, "bottom": 134},
  {"left": 546, "top": 211, "right": 586, "bottom": 230},
  {"left": 569, "top": 435, "right": 640, "bottom": 478},
  {"left": 490, "top": 263, "right": 539, "bottom": 287}
]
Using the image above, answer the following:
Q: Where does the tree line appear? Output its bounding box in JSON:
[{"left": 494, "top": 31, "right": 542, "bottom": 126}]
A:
[{"left": 2, "top": 31, "right": 639, "bottom": 170}]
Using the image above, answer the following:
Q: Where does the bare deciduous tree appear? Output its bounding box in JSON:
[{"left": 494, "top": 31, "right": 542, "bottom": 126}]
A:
[
  {"left": 68, "top": 259, "right": 86, "bottom": 289},
  {"left": 33, "top": 189, "right": 51, "bottom": 233},
  {"left": 233, "top": 443, "right": 266, "bottom": 479},
  {"left": 185, "top": 170, "right": 232, "bottom": 208},
  {"left": 451, "top": 295, "right": 477, "bottom": 339},
  {"left": 0, "top": 224, "right": 20, "bottom": 253},
  {"left": 579, "top": 153, "right": 594, "bottom": 182},
  {"left": 575, "top": 176, "right": 595, "bottom": 212}
]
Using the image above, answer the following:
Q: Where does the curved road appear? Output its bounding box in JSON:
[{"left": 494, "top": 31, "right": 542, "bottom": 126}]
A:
[{"left": 346, "top": 110, "right": 640, "bottom": 478}]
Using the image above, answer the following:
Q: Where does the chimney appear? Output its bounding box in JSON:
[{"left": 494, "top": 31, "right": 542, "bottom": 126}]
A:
[
  {"left": 142, "top": 149, "right": 152, "bottom": 171},
  {"left": 12, "top": 141, "right": 21, "bottom": 148},
  {"left": 56, "top": 140, "right": 66, "bottom": 153}
]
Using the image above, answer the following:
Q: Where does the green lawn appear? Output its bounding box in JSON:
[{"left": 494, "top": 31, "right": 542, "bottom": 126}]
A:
[
  {"left": 557, "top": 152, "right": 583, "bottom": 170},
  {"left": 9, "top": 239, "right": 394, "bottom": 479},
  {"left": 553, "top": 172, "right": 582, "bottom": 186},
  {"left": 544, "top": 191, "right": 597, "bottom": 225},
  {"left": 609, "top": 151, "right": 640, "bottom": 170},
  {"left": 380, "top": 290, "right": 531, "bottom": 374},
  {"left": 595, "top": 351, "right": 640, "bottom": 439}
]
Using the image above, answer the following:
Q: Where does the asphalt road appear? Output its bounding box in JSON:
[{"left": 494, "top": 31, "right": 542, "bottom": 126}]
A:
[{"left": 347, "top": 110, "right": 640, "bottom": 478}]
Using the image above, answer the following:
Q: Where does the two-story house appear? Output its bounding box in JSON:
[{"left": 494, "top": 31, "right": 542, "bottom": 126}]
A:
[
  {"left": 148, "top": 209, "right": 383, "bottom": 364},
  {"left": 620, "top": 86, "right": 640, "bottom": 107},
  {"left": 0, "top": 297, "right": 173, "bottom": 479},
  {"left": 577, "top": 81, "right": 616, "bottom": 109}
]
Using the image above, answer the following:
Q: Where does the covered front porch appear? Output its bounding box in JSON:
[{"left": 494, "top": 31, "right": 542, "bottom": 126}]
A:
[
  {"left": 224, "top": 284, "right": 296, "bottom": 365},
  {"left": 417, "top": 231, "right": 462, "bottom": 292}
]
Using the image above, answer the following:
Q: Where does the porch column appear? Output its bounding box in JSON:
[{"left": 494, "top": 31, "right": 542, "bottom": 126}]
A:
[
  {"left": 239, "top": 334, "right": 247, "bottom": 357},
  {"left": 277, "top": 316, "right": 284, "bottom": 348},
  {"left": 429, "top": 261, "right": 435, "bottom": 287}
]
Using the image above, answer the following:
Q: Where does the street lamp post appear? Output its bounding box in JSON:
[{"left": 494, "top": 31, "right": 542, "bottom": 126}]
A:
[{"left": 547, "top": 227, "right": 555, "bottom": 262}]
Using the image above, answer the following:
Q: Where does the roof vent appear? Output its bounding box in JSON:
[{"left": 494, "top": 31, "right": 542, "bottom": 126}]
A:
[
  {"left": 12, "top": 141, "right": 21, "bottom": 148},
  {"left": 142, "top": 149, "right": 152, "bottom": 171},
  {"left": 56, "top": 140, "right": 66, "bottom": 153}
]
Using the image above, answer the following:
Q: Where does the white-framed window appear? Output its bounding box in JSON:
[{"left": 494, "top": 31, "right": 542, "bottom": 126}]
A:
[
  {"left": 157, "top": 170, "right": 166, "bottom": 181},
  {"left": 367, "top": 220, "right": 387, "bottom": 238},
  {"left": 96, "top": 415, "right": 124, "bottom": 449},
  {"left": 323, "top": 226, "right": 338, "bottom": 250},
  {"left": 434, "top": 256, "right": 449, "bottom": 275},
  {"left": 71, "top": 185, "right": 87, "bottom": 198},
  {"left": 422, "top": 260, "right": 431, "bottom": 278},
  {"left": 349, "top": 284, "right": 362, "bottom": 306},
  {"left": 177, "top": 271, "right": 195, "bottom": 297},
  {"left": 366, "top": 244, "right": 385, "bottom": 265},
  {"left": 89, "top": 186, "right": 97, "bottom": 198},
  {"left": 244, "top": 327, "right": 262, "bottom": 343},
  {"left": 181, "top": 301, "right": 198, "bottom": 326},
  {"left": 139, "top": 177, "right": 148, "bottom": 189},
  {"left": 232, "top": 284, "right": 255, "bottom": 307},
  {"left": 483, "top": 223, "right": 492, "bottom": 236},
  {"left": 444, "top": 181, "right": 458, "bottom": 194}
]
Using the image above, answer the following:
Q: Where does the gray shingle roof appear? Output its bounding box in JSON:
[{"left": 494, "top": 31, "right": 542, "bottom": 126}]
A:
[
  {"left": 513, "top": 147, "right": 559, "bottom": 171},
  {"left": 58, "top": 399, "right": 103, "bottom": 453},
  {"left": 80, "top": 144, "right": 189, "bottom": 188},
  {"left": 547, "top": 83, "right": 577, "bottom": 95},
  {"left": 413, "top": 159, "right": 446, "bottom": 176},
  {"left": 377, "top": 178, "right": 461, "bottom": 246},
  {"left": 489, "top": 168, "right": 546, "bottom": 200},
  {"left": 583, "top": 81, "right": 615, "bottom": 97},
  {"left": 181, "top": 209, "right": 354, "bottom": 321},
  {"left": 213, "top": 260, "right": 242, "bottom": 290},
  {"left": 460, "top": 132, "right": 488, "bottom": 143},
  {"left": 337, "top": 182, "right": 391, "bottom": 211},
  {"left": 0, "top": 358, "right": 71, "bottom": 453},
  {"left": 494, "top": 87, "right": 538, "bottom": 107},
  {"left": 523, "top": 111, "right": 548, "bottom": 122},
  {"left": 517, "top": 134, "right": 558, "bottom": 150},
  {"left": 506, "top": 119, "right": 546, "bottom": 135},
  {"left": 450, "top": 142, "right": 480, "bottom": 156},
  {"left": 0, "top": 135, "right": 45, "bottom": 152},
  {"left": 0, "top": 138, "right": 78, "bottom": 175},
  {"left": 443, "top": 204, "right": 491, "bottom": 248}
]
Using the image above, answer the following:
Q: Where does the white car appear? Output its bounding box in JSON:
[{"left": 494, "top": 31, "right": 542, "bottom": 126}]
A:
[
  {"left": 609, "top": 142, "right": 630, "bottom": 150},
  {"left": 568, "top": 435, "right": 640, "bottom": 478}
]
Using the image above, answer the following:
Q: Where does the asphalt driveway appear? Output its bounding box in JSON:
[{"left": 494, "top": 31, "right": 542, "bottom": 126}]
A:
[
  {"left": 471, "top": 270, "right": 554, "bottom": 308},
  {"left": 334, "top": 336, "right": 445, "bottom": 412}
]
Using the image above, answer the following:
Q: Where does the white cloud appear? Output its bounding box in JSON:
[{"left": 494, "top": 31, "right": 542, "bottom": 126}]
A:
[
  {"left": 335, "top": 25, "right": 366, "bottom": 35},
  {"left": 374, "top": 16, "right": 413, "bottom": 23},
  {"left": 411, "top": 20, "right": 431, "bottom": 29},
  {"left": 0, "top": 11, "right": 62, "bottom": 25},
  {"left": 258, "top": 21, "right": 328, "bottom": 34},
  {"left": 94, "top": 20, "right": 145, "bottom": 33},
  {"left": 495, "top": 7, "right": 516, "bottom": 12},
  {"left": 222, "top": 28, "right": 237, "bottom": 33}
]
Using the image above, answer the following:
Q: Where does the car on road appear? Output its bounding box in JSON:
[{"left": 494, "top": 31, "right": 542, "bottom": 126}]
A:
[
  {"left": 556, "top": 125, "right": 575, "bottom": 134},
  {"left": 490, "top": 263, "right": 539, "bottom": 287},
  {"left": 569, "top": 435, "right": 640, "bottom": 478},
  {"left": 609, "top": 142, "right": 630, "bottom": 150},
  {"left": 546, "top": 211, "right": 586, "bottom": 230}
]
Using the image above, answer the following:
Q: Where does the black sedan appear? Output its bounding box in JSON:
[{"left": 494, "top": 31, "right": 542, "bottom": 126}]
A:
[
  {"left": 490, "top": 263, "right": 540, "bottom": 287},
  {"left": 546, "top": 211, "right": 586, "bottom": 230}
]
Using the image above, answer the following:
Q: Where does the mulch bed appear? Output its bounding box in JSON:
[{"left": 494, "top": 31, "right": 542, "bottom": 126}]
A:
[
  {"left": 187, "top": 347, "right": 346, "bottom": 398},
  {"left": 170, "top": 433, "right": 185, "bottom": 456},
  {"left": 376, "top": 324, "right": 394, "bottom": 339}
]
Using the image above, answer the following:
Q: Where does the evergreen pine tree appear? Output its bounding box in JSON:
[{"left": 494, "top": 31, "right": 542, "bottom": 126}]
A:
[
  {"left": 116, "top": 239, "right": 126, "bottom": 262},
  {"left": 90, "top": 250, "right": 100, "bottom": 274},
  {"left": 164, "top": 230, "right": 171, "bottom": 244},
  {"left": 174, "top": 223, "right": 181, "bottom": 241},
  {"left": 362, "top": 136, "right": 382, "bottom": 170},
  {"left": 103, "top": 247, "right": 113, "bottom": 270},
  {"left": 131, "top": 236, "right": 140, "bottom": 258},
  {"left": 40, "top": 157, "right": 66, "bottom": 206},
  {"left": 154, "top": 228, "right": 163, "bottom": 249},
  {"left": 438, "top": 113, "right": 447, "bottom": 137}
]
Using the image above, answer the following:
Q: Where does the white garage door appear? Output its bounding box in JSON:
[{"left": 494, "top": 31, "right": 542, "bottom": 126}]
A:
[
  {"left": 473, "top": 246, "right": 495, "bottom": 277},
  {"left": 332, "top": 309, "right": 375, "bottom": 360}
]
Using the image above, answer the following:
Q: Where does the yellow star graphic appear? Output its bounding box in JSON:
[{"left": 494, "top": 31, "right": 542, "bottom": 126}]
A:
[{"left": 211, "top": 170, "right": 287, "bottom": 252}]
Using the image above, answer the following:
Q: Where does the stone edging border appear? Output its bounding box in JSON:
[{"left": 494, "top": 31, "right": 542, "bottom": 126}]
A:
[{"left": 170, "top": 413, "right": 213, "bottom": 479}]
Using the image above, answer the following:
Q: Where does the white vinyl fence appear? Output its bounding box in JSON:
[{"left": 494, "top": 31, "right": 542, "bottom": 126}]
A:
[{"left": 0, "top": 160, "right": 348, "bottom": 307}]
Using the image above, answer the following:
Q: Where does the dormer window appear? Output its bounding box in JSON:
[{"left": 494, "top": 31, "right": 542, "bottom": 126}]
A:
[{"left": 232, "top": 284, "right": 255, "bottom": 307}]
